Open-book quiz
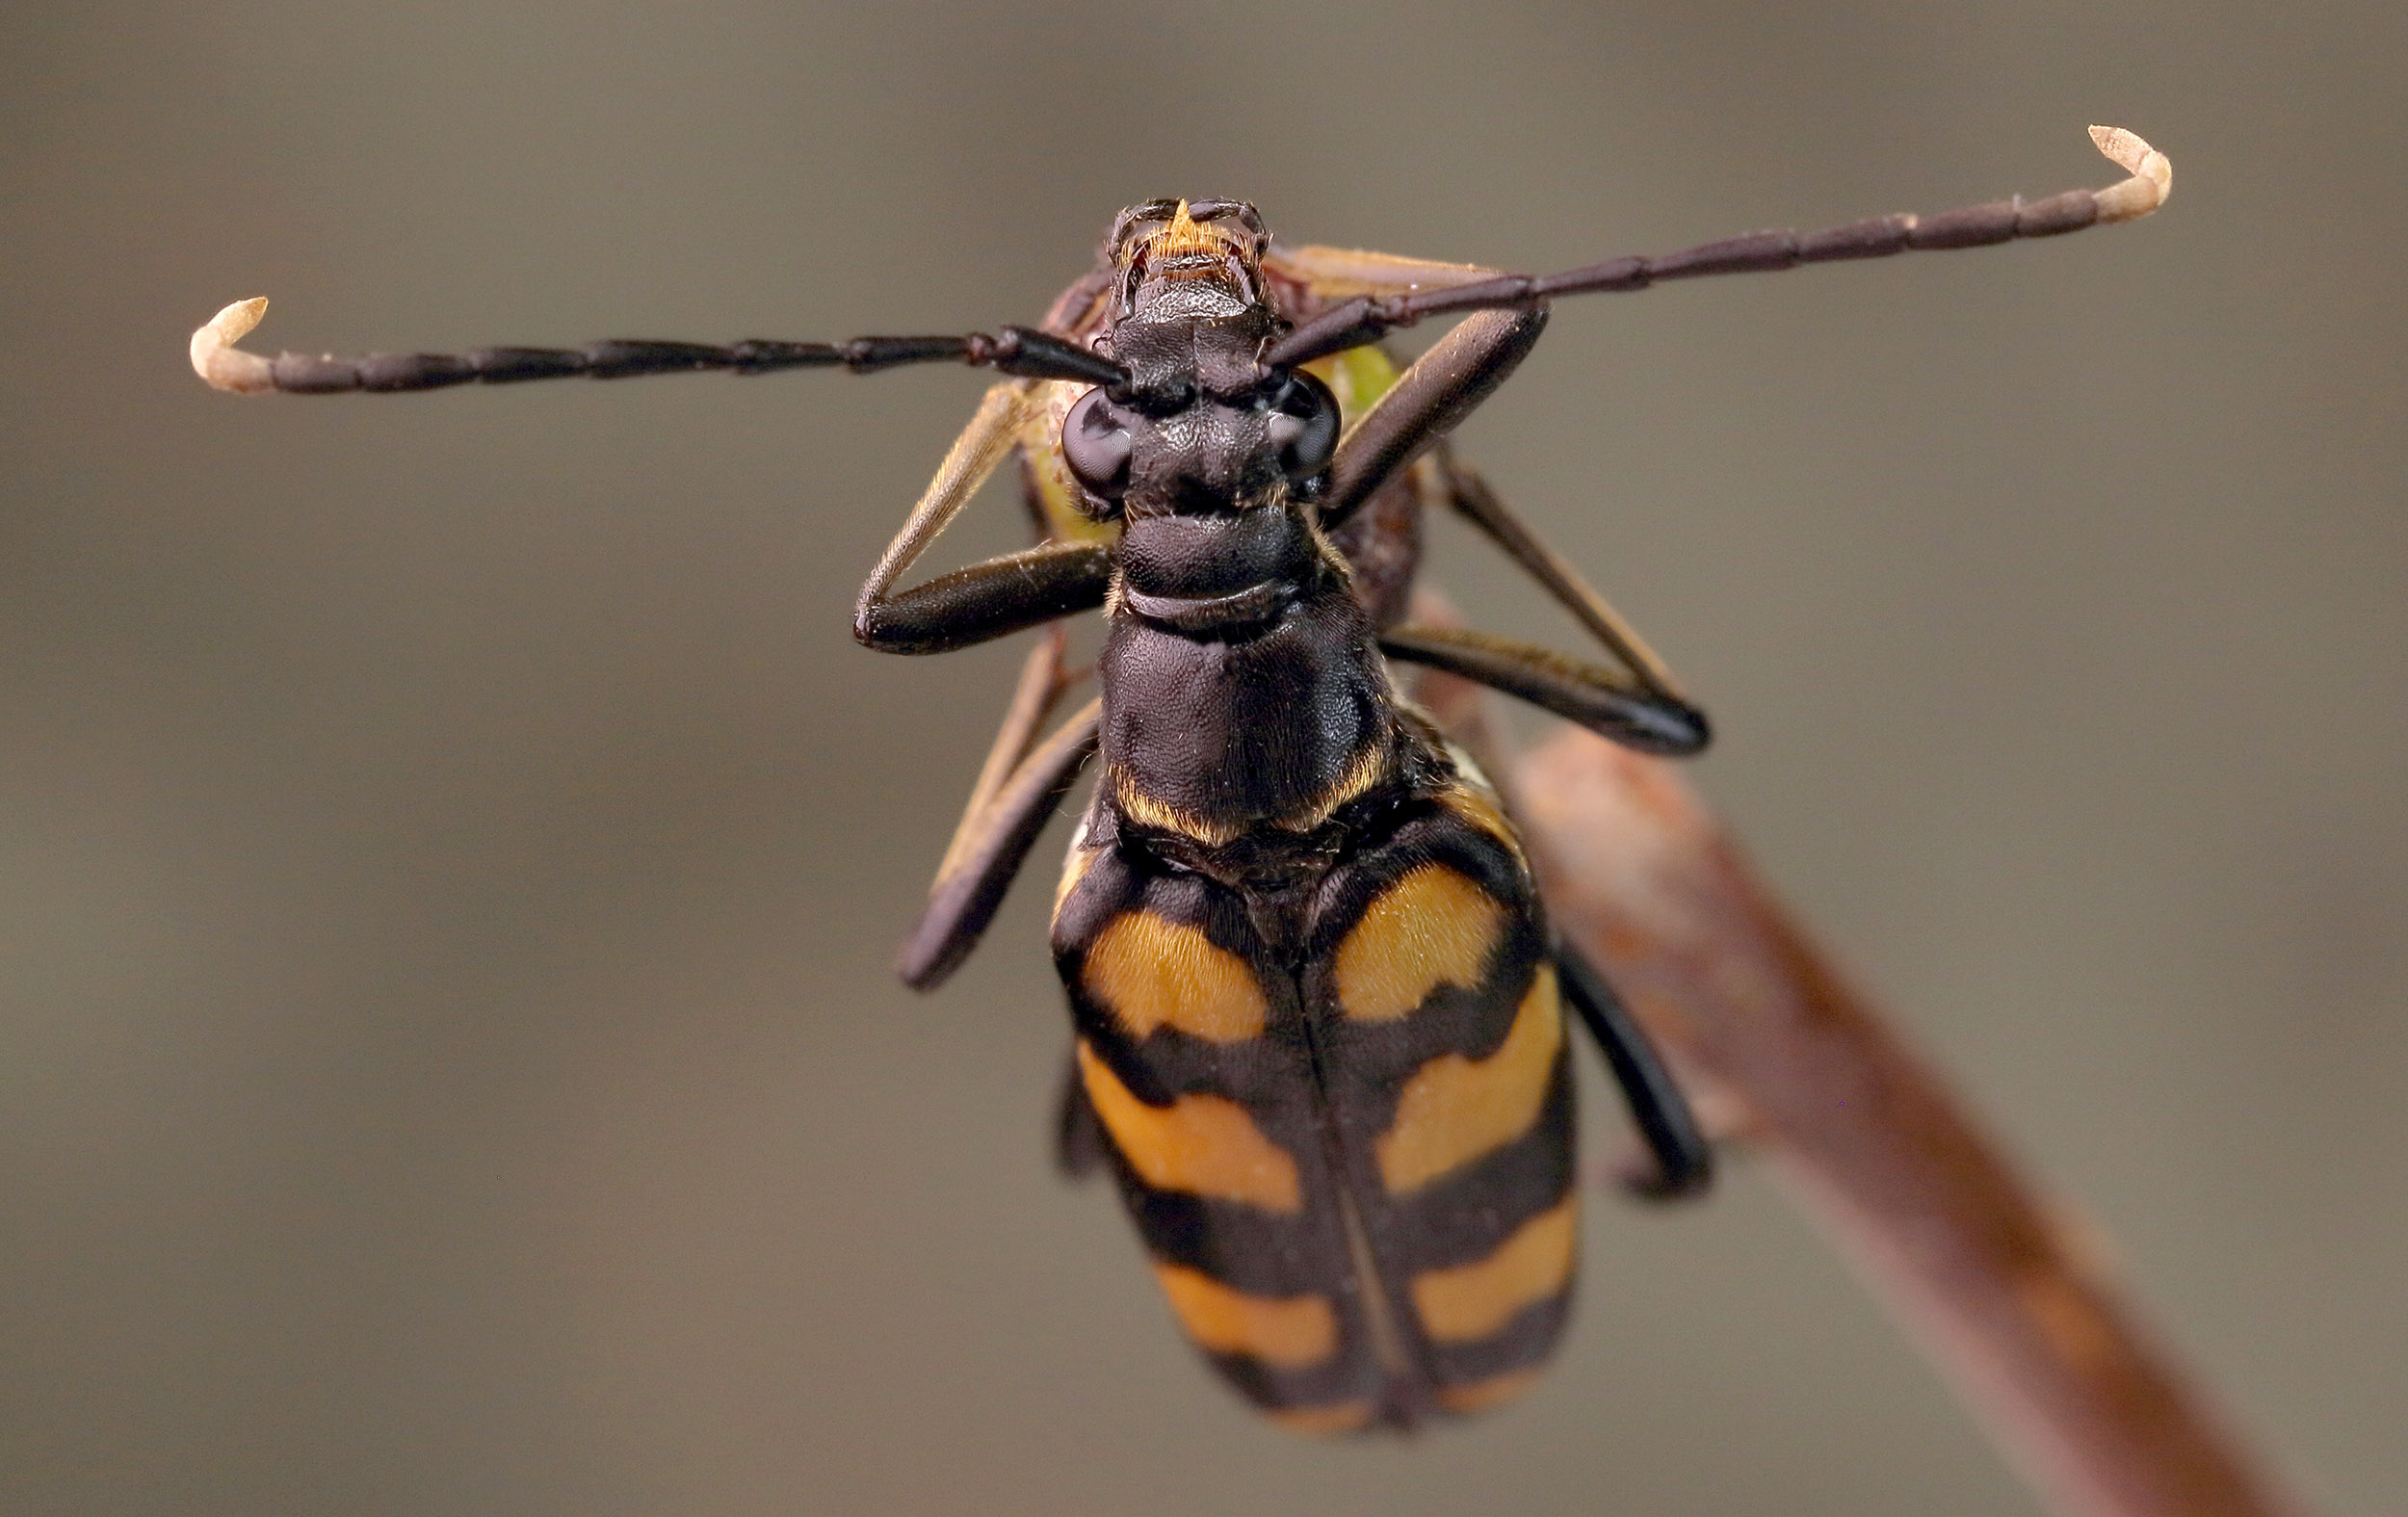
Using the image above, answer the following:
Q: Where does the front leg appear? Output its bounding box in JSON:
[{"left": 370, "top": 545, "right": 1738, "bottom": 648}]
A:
[
  {"left": 855, "top": 541, "right": 1111, "bottom": 654},
  {"left": 852, "top": 379, "right": 1112, "bottom": 653},
  {"left": 1321, "top": 307, "right": 1550, "bottom": 529}
]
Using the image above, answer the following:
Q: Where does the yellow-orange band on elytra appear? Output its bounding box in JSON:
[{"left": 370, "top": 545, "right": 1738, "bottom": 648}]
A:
[
  {"left": 1411, "top": 1198, "right": 1578, "bottom": 1344},
  {"left": 1153, "top": 1263, "right": 1337, "bottom": 1369},
  {"left": 1333, "top": 864, "right": 1506, "bottom": 1023},
  {"left": 1077, "top": 1040, "right": 1301, "bottom": 1213},
  {"left": 1082, "top": 909, "right": 1268, "bottom": 1043},
  {"left": 1376, "top": 963, "right": 1562, "bottom": 1192}
]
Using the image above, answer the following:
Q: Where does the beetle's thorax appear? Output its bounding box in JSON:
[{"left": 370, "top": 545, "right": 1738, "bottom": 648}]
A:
[
  {"left": 1097, "top": 499, "right": 1401, "bottom": 860},
  {"left": 1095, "top": 598, "right": 1400, "bottom": 862},
  {"left": 1075, "top": 197, "right": 1409, "bottom": 858}
]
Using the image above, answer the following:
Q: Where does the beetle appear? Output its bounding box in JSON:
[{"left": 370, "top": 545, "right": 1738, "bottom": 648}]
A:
[{"left": 191, "top": 126, "right": 2169, "bottom": 1433}]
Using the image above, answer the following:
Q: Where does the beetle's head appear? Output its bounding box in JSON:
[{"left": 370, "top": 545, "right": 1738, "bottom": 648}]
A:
[
  {"left": 1071, "top": 197, "right": 1328, "bottom": 518},
  {"left": 1109, "top": 198, "right": 1270, "bottom": 322}
]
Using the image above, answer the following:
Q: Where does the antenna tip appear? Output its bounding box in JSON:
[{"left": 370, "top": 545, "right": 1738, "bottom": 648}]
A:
[
  {"left": 191, "top": 297, "right": 275, "bottom": 392},
  {"left": 2086, "top": 126, "right": 2172, "bottom": 222}
]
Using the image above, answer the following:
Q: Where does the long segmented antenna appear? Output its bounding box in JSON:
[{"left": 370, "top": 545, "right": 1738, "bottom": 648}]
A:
[
  {"left": 1264, "top": 126, "right": 2172, "bottom": 369},
  {"left": 188, "top": 301, "right": 1131, "bottom": 396}
]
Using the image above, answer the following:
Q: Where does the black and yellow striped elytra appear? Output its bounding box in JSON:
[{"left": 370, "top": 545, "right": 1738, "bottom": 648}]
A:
[
  {"left": 1055, "top": 755, "right": 1578, "bottom": 1429},
  {"left": 187, "top": 131, "right": 2169, "bottom": 1437}
]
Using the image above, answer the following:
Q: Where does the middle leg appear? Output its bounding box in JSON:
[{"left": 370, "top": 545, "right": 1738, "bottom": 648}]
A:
[
  {"left": 895, "top": 627, "right": 1101, "bottom": 990},
  {"left": 1378, "top": 452, "right": 1710, "bottom": 755}
]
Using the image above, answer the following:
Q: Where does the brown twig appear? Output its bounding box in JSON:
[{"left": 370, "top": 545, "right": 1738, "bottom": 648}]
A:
[{"left": 1506, "top": 730, "right": 2302, "bottom": 1517}]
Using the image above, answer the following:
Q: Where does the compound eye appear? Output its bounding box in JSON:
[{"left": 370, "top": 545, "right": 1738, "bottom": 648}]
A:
[
  {"left": 1263, "top": 372, "right": 1340, "bottom": 482},
  {"left": 1061, "top": 387, "right": 1134, "bottom": 501}
]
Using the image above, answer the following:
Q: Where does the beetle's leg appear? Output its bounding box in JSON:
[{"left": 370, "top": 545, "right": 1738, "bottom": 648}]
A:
[
  {"left": 1261, "top": 244, "right": 1503, "bottom": 304},
  {"left": 1439, "top": 459, "right": 1689, "bottom": 701},
  {"left": 1052, "top": 1047, "right": 1108, "bottom": 1179},
  {"left": 1376, "top": 445, "right": 1711, "bottom": 753},
  {"left": 898, "top": 629, "right": 1100, "bottom": 988},
  {"left": 853, "top": 381, "right": 1113, "bottom": 653},
  {"left": 1269, "top": 126, "right": 2171, "bottom": 369},
  {"left": 1322, "top": 307, "right": 1551, "bottom": 529},
  {"left": 1378, "top": 451, "right": 1711, "bottom": 752},
  {"left": 1555, "top": 940, "right": 1714, "bottom": 1201},
  {"left": 935, "top": 626, "right": 1078, "bottom": 879},
  {"left": 896, "top": 694, "right": 1102, "bottom": 991},
  {"left": 857, "top": 541, "right": 1112, "bottom": 654},
  {"left": 1381, "top": 624, "right": 1706, "bottom": 756}
]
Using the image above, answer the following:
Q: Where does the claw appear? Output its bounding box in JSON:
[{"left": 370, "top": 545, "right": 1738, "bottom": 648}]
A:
[
  {"left": 190, "top": 297, "right": 274, "bottom": 393},
  {"left": 2087, "top": 125, "right": 2173, "bottom": 223}
]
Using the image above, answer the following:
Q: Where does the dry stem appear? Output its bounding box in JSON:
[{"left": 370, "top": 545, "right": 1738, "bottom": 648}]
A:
[{"left": 1512, "top": 730, "right": 2300, "bottom": 1517}]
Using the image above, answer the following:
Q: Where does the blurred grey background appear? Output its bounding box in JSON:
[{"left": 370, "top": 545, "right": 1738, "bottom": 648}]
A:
[{"left": 3, "top": 2, "right": 2400, "bottom": 1513}]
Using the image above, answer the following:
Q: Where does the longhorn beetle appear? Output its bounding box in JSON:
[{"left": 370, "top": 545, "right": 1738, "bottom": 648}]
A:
[{"left": 193, "top": 127, "right": 2170, "bottom": 1433}]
